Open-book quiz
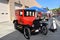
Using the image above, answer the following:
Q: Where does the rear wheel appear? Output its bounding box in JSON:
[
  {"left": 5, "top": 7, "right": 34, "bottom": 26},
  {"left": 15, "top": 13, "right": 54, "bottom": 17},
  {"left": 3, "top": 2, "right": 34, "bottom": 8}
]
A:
[
  {"left": 24, "top": 27, "right": 31, "bottom": 39},
  {"left": 42, "top": 26, "right": 48, "bottom": 35}
]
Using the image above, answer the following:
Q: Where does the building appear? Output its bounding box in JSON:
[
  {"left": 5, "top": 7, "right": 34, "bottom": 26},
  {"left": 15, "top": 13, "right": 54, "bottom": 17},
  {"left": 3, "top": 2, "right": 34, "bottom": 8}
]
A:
[{"left": 0, "top": 0, "right": 41, "bottom": 22}]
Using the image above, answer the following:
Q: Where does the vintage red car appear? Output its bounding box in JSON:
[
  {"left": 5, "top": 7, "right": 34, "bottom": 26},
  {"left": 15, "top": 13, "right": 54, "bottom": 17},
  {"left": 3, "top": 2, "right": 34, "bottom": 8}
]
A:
[{"left": 13, "top": 9, "right": 48, "bottom": 39}]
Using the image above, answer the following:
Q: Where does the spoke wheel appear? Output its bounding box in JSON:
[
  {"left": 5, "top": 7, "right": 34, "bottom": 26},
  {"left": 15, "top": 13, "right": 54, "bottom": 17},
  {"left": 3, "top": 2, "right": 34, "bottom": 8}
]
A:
[
  {"left": 42, "top": 26, "right": 48, "bottom": 35},
  {"left": 24, "top": 27, "right": 31, "bottom": 39}
]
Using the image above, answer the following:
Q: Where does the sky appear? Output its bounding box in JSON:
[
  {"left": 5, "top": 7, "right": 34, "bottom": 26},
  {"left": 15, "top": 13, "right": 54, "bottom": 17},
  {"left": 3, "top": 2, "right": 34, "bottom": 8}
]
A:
[{"left": 36, "top": 0, "right": 60, "bottom": 9}]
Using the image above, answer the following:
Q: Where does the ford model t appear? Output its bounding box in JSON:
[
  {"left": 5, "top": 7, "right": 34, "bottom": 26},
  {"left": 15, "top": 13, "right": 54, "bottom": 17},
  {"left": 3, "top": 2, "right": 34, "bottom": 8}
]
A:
[{"left": 13, "top": 9, "right": 48, "bottom": 39}]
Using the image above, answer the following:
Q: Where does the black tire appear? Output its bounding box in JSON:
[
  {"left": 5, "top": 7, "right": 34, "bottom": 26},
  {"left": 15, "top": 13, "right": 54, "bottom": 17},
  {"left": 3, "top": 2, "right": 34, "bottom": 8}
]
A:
[
  {"left": 24, "top": 27, "right": 31, "bottom": 39},
  {"left": 42, "top": 26, "right": 48, "bottom": 35},
  {"left": 14, "top": 21, "right": 19, "bottom": 30}
]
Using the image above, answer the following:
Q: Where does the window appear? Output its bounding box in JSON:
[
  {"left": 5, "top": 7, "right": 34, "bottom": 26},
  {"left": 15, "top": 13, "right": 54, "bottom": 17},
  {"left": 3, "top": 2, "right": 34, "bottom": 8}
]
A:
[
  {"left": 41, "top": 14, "right": 47, "bottom": 19},
  {"left": 1, "top": 13, "right": 4, "bottom": 15},
  {"left": 20, "top": 11, "right": 22, "bottom": 16},
  {"left": 24, "top": 10, "right": 35, "bottom": 16},
  {"left": 32, "top": 12, "right": 35, "bottom": 16},
  {"left": 30, "top": 11, "right": 31, "bottom": 16},
  {"left": 27, "top": 11, "right": 28, "bottom": 16}
]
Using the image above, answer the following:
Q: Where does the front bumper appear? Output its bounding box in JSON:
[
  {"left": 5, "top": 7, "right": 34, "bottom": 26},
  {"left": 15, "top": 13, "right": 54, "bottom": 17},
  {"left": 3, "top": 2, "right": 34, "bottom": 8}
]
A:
[
  {"left": 31, "top": 29, "right": 40, "bottom": 33},
  {"left": 30, "top": 24, "right": 41, "bottom": 33},
  {"left": 35, "top": 29, "right": 39, "bottom": 32}
]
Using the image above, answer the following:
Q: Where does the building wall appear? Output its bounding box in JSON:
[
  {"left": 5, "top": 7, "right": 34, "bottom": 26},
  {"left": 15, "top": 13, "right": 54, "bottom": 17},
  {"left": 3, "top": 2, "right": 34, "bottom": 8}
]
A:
[
  {"left": 8, "top": 0, "right": 15, "bottom": 21},
  {"left": 20, "top": 0, "right": 42, "bottom": 8}
]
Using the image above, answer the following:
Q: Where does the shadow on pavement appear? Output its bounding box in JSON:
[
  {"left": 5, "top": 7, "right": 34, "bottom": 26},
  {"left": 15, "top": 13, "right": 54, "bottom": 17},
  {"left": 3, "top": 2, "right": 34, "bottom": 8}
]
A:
[
  {"left": 0, "top": 29, "right": 42, "bottom": 40},
  {"left": 17, "top": 29, "right": 41, "bottom": 36}
]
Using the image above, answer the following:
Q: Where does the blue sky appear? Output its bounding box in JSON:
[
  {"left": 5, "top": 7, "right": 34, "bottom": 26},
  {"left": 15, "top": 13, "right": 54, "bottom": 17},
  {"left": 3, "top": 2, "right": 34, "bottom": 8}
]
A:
[{"left": 36, "top": 0, "right": 60, "bottom": 9}]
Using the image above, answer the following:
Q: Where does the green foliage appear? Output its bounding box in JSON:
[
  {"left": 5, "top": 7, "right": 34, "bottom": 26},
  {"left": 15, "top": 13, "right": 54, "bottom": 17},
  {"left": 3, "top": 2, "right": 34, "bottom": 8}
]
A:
[
  {"left": 52, "top": 7, "right": 60, "bottom": 12},
  {"left": 51, "top": 7, "right": 60, "bottom": 15},
  {"left": 46, "top": 7, "right": 49, "bottom": 10}
]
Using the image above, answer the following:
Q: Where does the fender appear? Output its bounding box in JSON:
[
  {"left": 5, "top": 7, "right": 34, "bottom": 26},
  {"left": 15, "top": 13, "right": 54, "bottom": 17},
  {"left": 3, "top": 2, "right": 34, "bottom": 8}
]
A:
[
  {"left": 13, "top": 20, "right": 18, "bottom": 24},
  {"left": 42, "top": 23, "right": 48, "bottom": 26}
]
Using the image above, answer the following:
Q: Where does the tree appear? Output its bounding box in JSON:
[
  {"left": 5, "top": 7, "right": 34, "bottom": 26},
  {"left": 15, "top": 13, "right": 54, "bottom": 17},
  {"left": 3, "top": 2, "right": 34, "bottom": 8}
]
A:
[
  {"left": 51, "top": 6, "right": 60, "bottom": 16},
  {"left": 46, "top": 7, "right": 49, "bottom": 10}
]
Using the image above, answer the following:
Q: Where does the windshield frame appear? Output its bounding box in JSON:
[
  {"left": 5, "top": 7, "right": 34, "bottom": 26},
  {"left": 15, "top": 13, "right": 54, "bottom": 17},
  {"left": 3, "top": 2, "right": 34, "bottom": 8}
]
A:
[{"left": 24, "top": 10, "right": 35, "bottom": 17}]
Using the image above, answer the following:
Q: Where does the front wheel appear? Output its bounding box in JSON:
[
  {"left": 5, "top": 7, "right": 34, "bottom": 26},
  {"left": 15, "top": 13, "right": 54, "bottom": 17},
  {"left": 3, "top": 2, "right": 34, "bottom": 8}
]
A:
[
  {"left": 42, "top": 26, "right": 48, "bottom": 35},
  {"left": 24, "top": 27, "right": 31, "bottom": 39}
]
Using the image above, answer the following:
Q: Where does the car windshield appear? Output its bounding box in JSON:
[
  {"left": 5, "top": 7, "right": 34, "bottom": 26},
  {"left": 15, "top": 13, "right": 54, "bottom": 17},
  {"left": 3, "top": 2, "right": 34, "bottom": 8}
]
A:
[
  {"left": 41, "top": 14, "right": 47, "bottom": 19},
  {"left": 24, "top": 10, "right": 35, "bottom": 17}
]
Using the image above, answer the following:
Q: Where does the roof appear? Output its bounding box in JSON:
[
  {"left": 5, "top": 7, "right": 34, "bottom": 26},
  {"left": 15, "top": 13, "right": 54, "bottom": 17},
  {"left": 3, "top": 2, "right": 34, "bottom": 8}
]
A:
[{"left": 25, "top": 6, "right": 47, "bottom": 12}]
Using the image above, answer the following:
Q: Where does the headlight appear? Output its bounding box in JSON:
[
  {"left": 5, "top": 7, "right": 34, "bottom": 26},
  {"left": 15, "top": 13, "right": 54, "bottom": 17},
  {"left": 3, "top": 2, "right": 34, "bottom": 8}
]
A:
[
  {"left": 40, "top": 24, "right": 42, "bottom": 26},
  {"left": 32, "top": 24, "right": 34, "bottom": 27},
  {"left": 43, "top": 19, "right": 46, "bottom": 21},
  {"left": 35, "top": 29, "right": 39, "bottom": 32}
]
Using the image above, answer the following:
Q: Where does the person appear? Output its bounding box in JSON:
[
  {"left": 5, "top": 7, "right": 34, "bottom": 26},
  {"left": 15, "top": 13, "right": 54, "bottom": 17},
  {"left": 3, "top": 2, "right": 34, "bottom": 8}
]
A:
[
  {"left": 33, "top": 12, "right": 42, "bottom": 29},
  {"left": 37, "top": 12, "right": 42, "bottom": 18}
]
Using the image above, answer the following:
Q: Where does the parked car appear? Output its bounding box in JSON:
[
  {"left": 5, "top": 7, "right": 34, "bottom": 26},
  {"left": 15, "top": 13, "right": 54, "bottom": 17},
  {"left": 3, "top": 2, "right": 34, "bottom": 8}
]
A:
[{"left": 13, "top": 9, "right": 48, "bottom": 39}]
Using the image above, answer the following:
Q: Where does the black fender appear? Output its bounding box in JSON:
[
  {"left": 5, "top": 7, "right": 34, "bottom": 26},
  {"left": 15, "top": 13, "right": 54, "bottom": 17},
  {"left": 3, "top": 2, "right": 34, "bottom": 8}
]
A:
[
  {"left": 33, "top": 19, "right": 40, "bottom": 29},
  {"left": 13, "top": 20, "right": 18, "bottom": 24},
  {"left": 42, "top": 23, "right": 48, "bottom": 26},
  {"left": 23, "top": 25, "right": 30, "bottom": 29}
]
